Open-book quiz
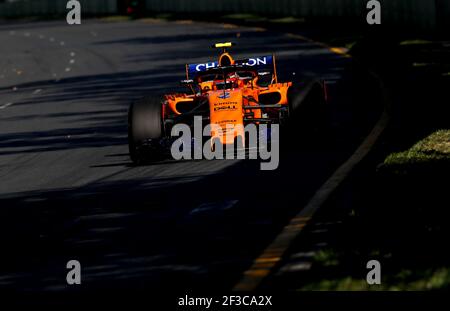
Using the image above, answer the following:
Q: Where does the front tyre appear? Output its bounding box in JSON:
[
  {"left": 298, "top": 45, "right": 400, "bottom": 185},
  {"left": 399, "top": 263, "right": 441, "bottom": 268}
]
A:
[
  {"left": 288, "top": 80, "right": 329, "bottom": 134},
  {"left": 128, "top": 96, "right": 165, "bottom": 164}
]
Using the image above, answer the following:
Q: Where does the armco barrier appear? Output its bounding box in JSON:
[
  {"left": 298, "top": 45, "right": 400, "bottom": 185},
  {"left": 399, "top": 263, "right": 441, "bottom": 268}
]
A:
[
  {"left": 145, "top": 0, "right": 447, "bottom": 31},
  {"left": 0, "top": 0, "right": 117, "bottom": 17},
  {"left": 1, "top": 0, "right": 448, "bottom": 31}
]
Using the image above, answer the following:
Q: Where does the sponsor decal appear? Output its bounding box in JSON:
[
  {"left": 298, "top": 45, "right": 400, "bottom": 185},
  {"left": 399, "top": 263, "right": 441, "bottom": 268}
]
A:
[
  {"left": 218, "top": 92, "right": 231, "bottom": 99},
  {"left": 213, "top": 101, "right": 237, "bottom": 112},
  {"left": 240, "top": 56, "right": 268, "bottom": 66},
  {"left": 214, "top": 106, "right": 237, "bottom": 112},
  {"left": 187, "top": 55, "right": 272, "bottom": 75},
  {"left": 237, "top": 55, "right": 273, "bottom": 67},
  {"left": 188, "top": 62, "right": 218, "bottom": 75}
]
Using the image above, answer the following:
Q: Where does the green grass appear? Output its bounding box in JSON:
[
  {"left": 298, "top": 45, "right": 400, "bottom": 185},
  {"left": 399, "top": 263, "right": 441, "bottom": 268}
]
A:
[
  {"left": 221, "top": 13, "right": 268, "bottom": 22},
  {"left": 269, "top": 16, "right": 305, "bottom": 24},
  {"left": 99, "top": 16, "right": 132, "bottom": 22},
  {"left": 301, "top": 277, "right": 371, "bottom": 291},
  {"left": 381, "top": 130, "right": 450, "bottom": 170},
  {"left": 300, "top": 246, "right": 450, "bottom": 290},
  {"left": 221, "top": 14, "right": 305, "bottom": 24},
  {"left": 313, "top": 249, "right": 340, "bottom": 267},
  {"left": 392, "top": 268, "right": 450, "bottom": 290},
  {"left": 300, "top": 267, "right": 450, "bottom": 290},
  {"left": 154, "top": 13, "right": 174, "bottom": 20},
  {"left": 399, "top": 39, "right": 433, "bottom": 46},
  {"left": 299, "top": 130, "right": 450, "bottom": 291}
]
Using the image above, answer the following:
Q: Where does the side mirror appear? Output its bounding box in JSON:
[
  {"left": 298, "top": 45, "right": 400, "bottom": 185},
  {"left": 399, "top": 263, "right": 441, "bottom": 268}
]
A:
[
  {"left": 180, "top": 79, "right": 194, "bottom": 86},
  {"left": 258, "top": 71, "right": 271, "bottom": 77}
]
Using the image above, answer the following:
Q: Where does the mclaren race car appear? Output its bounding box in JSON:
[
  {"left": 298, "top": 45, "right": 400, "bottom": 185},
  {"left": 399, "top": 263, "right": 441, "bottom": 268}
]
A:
[{"left": 128, "top": 42, "right": 327, "bottom": 163}]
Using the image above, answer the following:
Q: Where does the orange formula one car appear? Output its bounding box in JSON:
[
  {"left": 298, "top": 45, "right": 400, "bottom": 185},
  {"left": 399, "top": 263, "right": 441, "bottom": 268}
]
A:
[{"left": 128, "top": 42, "right": 327, "bottom": 163}]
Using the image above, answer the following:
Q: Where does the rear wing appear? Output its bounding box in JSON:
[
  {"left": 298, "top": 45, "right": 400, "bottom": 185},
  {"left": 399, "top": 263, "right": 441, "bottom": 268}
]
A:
[{"left": 186, "top": 54, "right": 278, "bottom": 82}]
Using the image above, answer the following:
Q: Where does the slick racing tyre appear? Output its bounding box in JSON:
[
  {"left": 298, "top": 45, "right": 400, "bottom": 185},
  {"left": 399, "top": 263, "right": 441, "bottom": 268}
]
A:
[
  {"left": 128, "top": 96, "right": 165, "bottom": 164},
  {"left": 286, "top": 79, "right": 330, "bottom": 144}
]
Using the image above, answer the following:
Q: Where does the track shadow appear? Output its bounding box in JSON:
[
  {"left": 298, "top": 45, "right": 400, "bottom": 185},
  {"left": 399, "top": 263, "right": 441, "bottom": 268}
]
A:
[{"left": 0, "top": 145, "right": 341, "bottom": 293}]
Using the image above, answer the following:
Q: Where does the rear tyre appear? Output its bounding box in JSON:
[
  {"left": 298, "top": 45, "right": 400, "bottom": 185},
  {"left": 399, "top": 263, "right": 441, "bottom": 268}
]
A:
[
  {"left": 285, "top": 80, "right": 330, "bottom": 148},
  {"left": 128, "top": 96, "right": 165, "bottom": 164}
]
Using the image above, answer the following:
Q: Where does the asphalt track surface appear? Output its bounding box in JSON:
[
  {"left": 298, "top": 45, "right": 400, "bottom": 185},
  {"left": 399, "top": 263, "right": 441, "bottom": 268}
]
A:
[{"left": 0, "top": 19, "right": 380, "bottom": 294}]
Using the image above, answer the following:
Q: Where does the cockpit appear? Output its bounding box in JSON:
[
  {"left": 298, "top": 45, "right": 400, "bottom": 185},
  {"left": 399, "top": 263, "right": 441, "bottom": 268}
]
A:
[{"left": 193, "top": 68, "right": 264, "bottom": 93}]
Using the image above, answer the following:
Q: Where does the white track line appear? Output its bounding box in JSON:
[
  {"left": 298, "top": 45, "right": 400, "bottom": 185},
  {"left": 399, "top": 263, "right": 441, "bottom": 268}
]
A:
[{"left": 0, "top": 103, "right": 13, "bottom": 109}]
